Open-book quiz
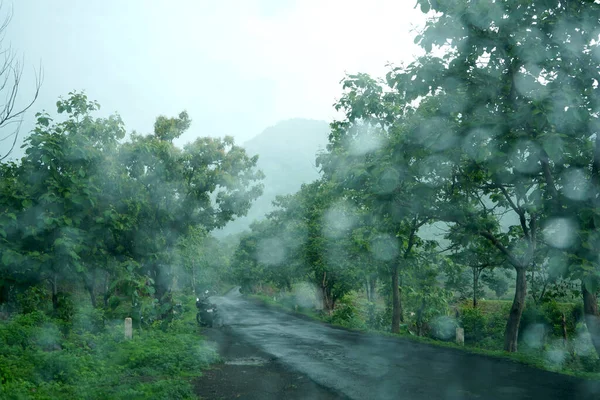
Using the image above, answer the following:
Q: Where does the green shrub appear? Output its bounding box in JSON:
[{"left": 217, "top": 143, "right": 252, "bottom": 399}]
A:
[
  {"left": 0, "top": 298, "right": 218, "bottom": 398},
  {"left": 328, "top": 294, "right": 365, "bottom": 329},
  {"left": 35, "top": 351, "right": 83, "bottom": 384},
  {"left": 459, "top": 306, "right": 486, "bottom": 343},
  {"left": 483, "top": 308, "right": 507, "bottom": 342},
  {"left": 364, "top": 302, "right": 389, "bottom": 331},
  {"left": 55, "top": 293, "right": 75, "bottom": 325},
  {"left": 72, "top": 306, "right": 105, "bottom": 334},
  {"left": 519, "top": 305, "right": 550, "bottom": 335},
  {"left": 16, "top": 286, "right": 49, "bottom": 315},
  {"left": 579, "top": 354, "right": 600, "bottom": 373},
  {"left": 0, "top": 311, "right": 48, "bottom": 349}
]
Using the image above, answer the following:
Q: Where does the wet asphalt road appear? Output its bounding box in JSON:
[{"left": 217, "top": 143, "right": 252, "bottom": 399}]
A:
[{"left": 211, "top": 288, "right": 600, "bottom": 400}]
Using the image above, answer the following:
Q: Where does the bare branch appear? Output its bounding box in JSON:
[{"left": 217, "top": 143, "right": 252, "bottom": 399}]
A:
[{"left": 0, "top": 1, "right": 43, "bottom": 160}]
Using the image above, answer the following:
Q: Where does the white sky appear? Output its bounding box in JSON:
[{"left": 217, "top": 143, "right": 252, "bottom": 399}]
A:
[{"left": 4, "top": 0, "right": 425, "bottom": 157}]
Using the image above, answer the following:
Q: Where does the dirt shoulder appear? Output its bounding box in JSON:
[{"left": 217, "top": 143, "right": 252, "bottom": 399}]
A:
[{"left": 194, "top": 326, "right": 347, "bottom": 400}]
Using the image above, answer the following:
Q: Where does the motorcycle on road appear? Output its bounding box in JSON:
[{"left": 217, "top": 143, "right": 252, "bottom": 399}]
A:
[{"left": 196, "top": 291, "right": 218, "bottom": 328}]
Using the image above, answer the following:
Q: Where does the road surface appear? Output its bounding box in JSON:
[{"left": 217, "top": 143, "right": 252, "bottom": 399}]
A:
[{"left": 204, "top": 288, "right": 600, "bottom": 400}]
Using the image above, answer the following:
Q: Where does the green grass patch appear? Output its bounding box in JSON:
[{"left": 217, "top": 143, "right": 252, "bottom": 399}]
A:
[{"left": 0, "top": 296, "right": 218, "bottom": 399}]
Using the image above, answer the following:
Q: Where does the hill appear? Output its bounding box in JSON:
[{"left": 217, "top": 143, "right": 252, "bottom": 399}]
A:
[{"left": 215, "top": 119, "right": 330, "bottom": 236}]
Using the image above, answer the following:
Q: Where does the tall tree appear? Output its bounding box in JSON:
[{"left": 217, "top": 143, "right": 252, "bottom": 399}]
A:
[
  {"left": 378, "top": 0, "right": 600, "bottom": 352},
  {"left": 2, "top": 92, "right": 126, "bottom": 310},
  {"left": 318, "top": 73, "right": 435, "bottom": 333},
  {"left": 120, "top": 112, "right": 264, "bottom": 302}
]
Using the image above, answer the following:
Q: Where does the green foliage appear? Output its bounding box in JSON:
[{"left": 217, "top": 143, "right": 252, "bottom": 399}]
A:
[
  {"left": 364, "top": 301, "right": 389, "bottom": 331},
  {"left": 54, "top": 293, "right": 75, "bottom": 325},
  {"left": 482, "top": 271, "right": 510, "bottom": 299},
  {"left": 459, "top": 307, "right": 487, "bottom": 343},
  {"left": 17, "top": 286, "right": 49, "bottom": 314},
  {"left": 327, "top": 293, "right": 365, "bottom": 329},
  {"left": 0, "top": 91, "right": 262, "bottom": 324},
  {"left": 0, "top": 303, "right": 217, "bottom": 399}
]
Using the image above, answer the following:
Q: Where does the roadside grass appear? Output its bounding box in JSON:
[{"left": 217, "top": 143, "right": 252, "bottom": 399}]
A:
[
  {"left": 247, "top": 292, "right": 600, "bottom": 381},
  {"left": 0, "top": 294, "right": 218, "bottom": 399}
]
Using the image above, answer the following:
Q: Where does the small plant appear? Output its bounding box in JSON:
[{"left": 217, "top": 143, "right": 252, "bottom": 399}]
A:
[
  {"left": 459, "top": 306, "right": 486, "bottom": 343},
  {"left": 17, "top": 286, "right": 49, "bottom": 314}
]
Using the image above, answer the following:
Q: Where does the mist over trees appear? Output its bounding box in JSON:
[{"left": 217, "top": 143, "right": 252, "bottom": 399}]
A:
[
  {"left": 217, "top": 118, "right": 329, "bottom": 236},
  {"left": 1, "top": 1, "right": 600, "bottom": 395},
  {"left": 229, "top": 0, "right": 600, "bottom": 357},
  {"left": 0, "top": 92, "right": 263, "bottom": 322}
]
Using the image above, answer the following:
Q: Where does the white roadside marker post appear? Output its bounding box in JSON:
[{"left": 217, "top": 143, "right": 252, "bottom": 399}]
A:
[
  {"left": 125, "top": 317, "right": 133, "bottom": 340},
  {"left": 456, "top": 327, "right": 464, "bottom": 346}
]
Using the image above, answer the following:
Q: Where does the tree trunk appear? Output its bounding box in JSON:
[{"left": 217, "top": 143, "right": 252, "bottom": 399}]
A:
[
  {"left": 561, "top": 312, "right": 568, "bottom": 347},
  {"left": 391, "top": 263, "right": 403, "bottom": 333},
  {"left": 504, "top": 266, "right": 527, "bottom": 352},
  {"left": 50, "top": 274, "right": 59, "bottom": 311},
  {"left": 473, "top": 268, "right": 479, "bottom": 308},
  {"left": 153, "top": 264, "right": 171, "bottom": 303},
  {"left": 416, "top": 297, "right": 426, "bottom": 336},
  {"left": 322, "top": 286, "right": 334, "bottom": 314},
  {"left": 103, "top": 272, "right": 111, "bottom": 308},
  {"left": 531, "top": 267, "right": 537, "bottom": 305},
  {"left": 0, "top": 282, "right": 9, "bottom": 305},
  {"left": 321, "top": 272, "right": 334, "bottom": 314},
  {"left": 369, "top": 274, "right": 377, "bottom": 302},
  {"left": 582, "top": 284, "right": 600, "bottom": 356},
  {"left": 83, "top": 272, "right": 97, "bottom": 308},
  {"left": 192, "top": 263, "right": 196, "bottom": 295}
]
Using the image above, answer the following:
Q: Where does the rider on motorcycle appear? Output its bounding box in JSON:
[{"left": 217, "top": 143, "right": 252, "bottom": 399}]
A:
[{"left": 196, "top": 290, "right": 218, "bottom": 327}]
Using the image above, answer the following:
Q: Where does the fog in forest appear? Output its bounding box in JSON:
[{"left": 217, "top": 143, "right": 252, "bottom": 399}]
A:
[{"left": 2, "top": 1, "right": 600, "bottom": 399}]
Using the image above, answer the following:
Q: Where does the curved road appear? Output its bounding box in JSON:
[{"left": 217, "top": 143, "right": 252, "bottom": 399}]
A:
[{"left": 211, "top": 288, "right": 600, "bottom": 400}]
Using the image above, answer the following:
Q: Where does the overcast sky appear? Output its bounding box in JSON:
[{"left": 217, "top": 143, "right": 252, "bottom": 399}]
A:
[{"left": 4, "top": 0, "right": 426, "bottom": 158}]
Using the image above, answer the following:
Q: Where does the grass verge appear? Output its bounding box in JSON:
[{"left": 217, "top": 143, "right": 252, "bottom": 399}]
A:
[{"left": 0, "top": 295, "right": 218, "bottom": 399}]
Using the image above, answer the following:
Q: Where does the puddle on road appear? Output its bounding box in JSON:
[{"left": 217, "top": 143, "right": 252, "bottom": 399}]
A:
[{"left": 224, "top": 357, "right": 269, "bottom": 366}]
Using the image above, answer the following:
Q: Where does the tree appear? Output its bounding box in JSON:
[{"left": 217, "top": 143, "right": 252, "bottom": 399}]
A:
[
  {"left": 346, "top": 0, "right": 600, "bottom": 353},
  {"left": 0, "top": 92, "right": 264, "bottom": 322},
  {"left": 318, "top": 73, "right": 437, "bottom": 333},
  {"left": 448, "top": 238, "right": 505, "bottom": 307},
  {"left": 119, "top": 115, "right": 264, "bottom": 303},
  {"left": 481, "top": 269, "right": 510, "bottom": 300},
  {"left": 1, "top": 92, "right": 126, "bottom": 310}
]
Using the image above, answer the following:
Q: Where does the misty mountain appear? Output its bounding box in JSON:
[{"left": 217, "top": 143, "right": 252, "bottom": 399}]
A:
[{"left": 216, "top": 118, "right": 330, "bottom": 236}]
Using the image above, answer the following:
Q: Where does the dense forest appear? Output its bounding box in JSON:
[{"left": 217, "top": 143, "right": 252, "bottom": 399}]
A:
[{"left": 2, "top": 0, "right": 600, "bottom": 398}]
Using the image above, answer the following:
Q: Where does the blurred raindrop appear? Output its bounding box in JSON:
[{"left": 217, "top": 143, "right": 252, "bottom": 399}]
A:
[
  {"left": 544, "top": 344, "right": 567, "bottom": 369},
  {"left": 257, "top": 237, "right": 286, "bottom": 265},
  {"left": 348, "top": 122, "right": 386, "bottom": 156},
  {"left": 543, "top": 218, "right": 578, "bottom": 249},
  {"left": 376, "top": 167, "right": 400, "bottom": 194},
  {"left": 463, "top": 128, "right": 496, "bottom": 162},
  {"left": 561, "top": 168, "right": 590, "bottom": 201},
  {"left": 513, "top": 66, "right": 549, "bottom": 101},
  {"left": 509, "top": 140, "right": 541, "bottom": 174},
  {"left": 370, "top": 234, "right": 399, "bottom": 261},
  {"left": 323, "top": 201, "right": 357, "bottom": 239},
  {"left": 522, "top": 324, "right": 546, "bottom": 350}
]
